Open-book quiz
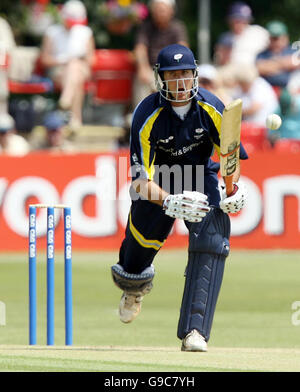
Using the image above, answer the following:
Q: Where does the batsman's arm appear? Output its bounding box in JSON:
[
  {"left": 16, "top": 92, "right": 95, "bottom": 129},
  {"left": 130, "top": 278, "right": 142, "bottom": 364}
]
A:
[
  {"left": 132, "top": 178, "right": 169, "bottom": 207},
  {"left": 132, "top": 178, "right": 210, "bottom": 223}
]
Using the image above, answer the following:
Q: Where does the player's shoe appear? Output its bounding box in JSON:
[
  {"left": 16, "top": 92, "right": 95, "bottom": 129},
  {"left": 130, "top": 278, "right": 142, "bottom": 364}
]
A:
[
  {"left": 181, "top": 329, "right": 207, "bottom": 352},
  {"left": 119, "top": 292, "right": 144, "bottom": 323}
]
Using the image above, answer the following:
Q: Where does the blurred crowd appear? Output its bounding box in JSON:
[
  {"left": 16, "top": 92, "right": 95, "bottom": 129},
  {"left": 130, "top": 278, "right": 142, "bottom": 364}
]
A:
[
  {"left": 1, "top": 0, "right": 300, "bottom": 155},
  {"left": 199, "top": 2, "right": 300, "bottom": 152}
]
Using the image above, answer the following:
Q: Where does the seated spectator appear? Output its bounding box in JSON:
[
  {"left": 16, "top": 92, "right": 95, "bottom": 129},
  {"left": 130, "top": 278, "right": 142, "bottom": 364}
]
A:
[
  {"left": 133, "top": 0, "right": 188, "bottom": 108},
  {"left": 40, "top": 0, "right": 95, "bottom": 132},
  {"left": 0, "top": 16, "right": 16, "bottom": 115},
  {"left": 233, "top": 64, "right": 279, "bottom": 127},
  {"left": 256, "top": 21, "right": 298, "bottom": 91},
  {"left": 0, "top": 113, "right": 30, "bottom": 155},
  {"left": 269, "top": 90, "right": 300, "bottom": 142},
  {"left": 213, "top": 32, "right": 234, "bottom": 67},
  {"left": 287, "top": 70, "right": 300, "bottom": 96},
  {"left": 220, "top": 2, "right": 269, "bottom": 66},
  {"left": 0, "top": 15, "right": 43, "bottom": 113},
  {"left": 31, "top": 111, "right": 75, "bottom": 152},
  {"left": 198, "top": 64, "right": 232, "bottom": 105},
  {"left": 216, "top": 64, "right": 239, "bottom": 101}
]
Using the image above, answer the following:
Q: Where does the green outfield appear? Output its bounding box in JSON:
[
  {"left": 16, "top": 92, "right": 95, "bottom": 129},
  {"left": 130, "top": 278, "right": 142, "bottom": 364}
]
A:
[{"left": 0, "top": 250, "right": 300, "bottom": 372}]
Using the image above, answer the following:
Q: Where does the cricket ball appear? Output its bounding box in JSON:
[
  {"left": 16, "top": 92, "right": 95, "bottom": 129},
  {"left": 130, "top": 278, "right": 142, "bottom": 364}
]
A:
[{"left": 266, "top": 114, "right": 282, "bottom": 130}]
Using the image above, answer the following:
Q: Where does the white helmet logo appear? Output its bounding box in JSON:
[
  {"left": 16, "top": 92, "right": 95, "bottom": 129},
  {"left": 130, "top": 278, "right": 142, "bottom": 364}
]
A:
[{"left": 174, "top": 53, "right": 183, "bottom": 62}]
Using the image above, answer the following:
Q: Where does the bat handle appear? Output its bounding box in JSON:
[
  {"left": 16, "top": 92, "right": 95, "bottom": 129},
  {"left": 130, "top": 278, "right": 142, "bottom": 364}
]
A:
[{"left": 224, "top": 175, "right": 234, "bottom": 197}]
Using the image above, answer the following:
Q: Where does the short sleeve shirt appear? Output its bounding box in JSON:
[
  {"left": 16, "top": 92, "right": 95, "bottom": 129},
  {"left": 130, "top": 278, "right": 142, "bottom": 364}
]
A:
[
  {"left": 45, "top": 24, "right": 92, "bottom": 60},
  {"left": 256, "top": 46, "right": 296, "bottom": 87}
]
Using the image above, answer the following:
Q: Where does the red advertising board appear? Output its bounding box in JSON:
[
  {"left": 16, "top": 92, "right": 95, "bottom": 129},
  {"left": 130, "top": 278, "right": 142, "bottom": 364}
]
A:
[{"left": 0, "top": 150, "right": 299, "bottom": 251}]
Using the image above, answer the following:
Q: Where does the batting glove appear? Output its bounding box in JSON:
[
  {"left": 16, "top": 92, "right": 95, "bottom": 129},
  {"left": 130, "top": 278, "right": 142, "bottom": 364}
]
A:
[
  {"left": 219, "top": 180, "right": 248, "bottom": 214},
  {"left": 163, "top": 191, "right": 210, "bottom": 223}
]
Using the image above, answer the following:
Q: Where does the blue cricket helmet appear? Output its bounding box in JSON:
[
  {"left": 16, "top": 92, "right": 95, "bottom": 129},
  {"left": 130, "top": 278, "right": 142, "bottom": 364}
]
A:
[
  {"left": 156, "top": 44, "right": 197, "bottom": 72},
  {"left": 154, "top": 44, "right": 199, "bottom": 103}
]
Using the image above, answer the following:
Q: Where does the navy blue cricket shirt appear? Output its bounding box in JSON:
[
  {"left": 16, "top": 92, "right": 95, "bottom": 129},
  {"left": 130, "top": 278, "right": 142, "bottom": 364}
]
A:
[{"left": 130, "top": 88, "right": 248, "bottom": 206}]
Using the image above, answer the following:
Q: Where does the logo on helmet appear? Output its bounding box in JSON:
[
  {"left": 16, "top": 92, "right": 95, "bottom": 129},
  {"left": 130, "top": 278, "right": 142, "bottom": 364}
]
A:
[{"left": 174, "top": 53, "right": 183, "bottom": 62}]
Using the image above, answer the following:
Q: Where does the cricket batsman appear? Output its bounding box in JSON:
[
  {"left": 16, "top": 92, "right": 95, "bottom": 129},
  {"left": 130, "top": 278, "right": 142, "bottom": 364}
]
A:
[{"left": 111, "top": 44, "right": 248, "bottom": 351}]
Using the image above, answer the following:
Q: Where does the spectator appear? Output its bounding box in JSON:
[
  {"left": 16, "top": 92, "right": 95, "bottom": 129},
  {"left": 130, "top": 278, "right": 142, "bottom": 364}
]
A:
[
  {"left": 31, "top": 111, "right": 75, "bottom": 152},
  {"left": 198, "top": 64, "right": 232, "bottom": 105},
  {"left": 220, "top": 2, "right": 269, "bottom": 66},
  {"left": 133, "top": 0, "right": 188, "bottom": 108},
  {"left": 0, "top": 16, "right": 16, "bottom": 115},
  {"left": 117, "top": 0, "right": 189, "bottom": 148},
  {"left": 40, "top": 0, "right": 95, "bottom": 132},
  {"left": 0, "top": 16, "right": 41, "bottom": 125},
  {"left": 213, "top": 32, "right": 238, "bottom": 102},
  {"left": 213, "top": 32, "right": 234, "bottom": 67},
  {"left": 212, "top": 64, "right": 239, "bottom": 107},
  {"left": 0, "top": 113, "right": 30, "bottom": 155},
  {"left": 256, "top": 21, "right": 298, "bottom": 90},
  {"left": 233, "top": 64, "right": 279, "bottom": 127},
  {"left": 267, "top": 87, "right": 300, "bottom": 144},
  {"left": 287, "top": 70, "right": 300, "bottom": 96}
]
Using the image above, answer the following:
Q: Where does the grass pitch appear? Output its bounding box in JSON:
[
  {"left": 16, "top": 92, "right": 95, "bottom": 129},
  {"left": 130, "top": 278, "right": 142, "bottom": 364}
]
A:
[{"left": 0, "top": 250, "right": 300, "bottom": 372}]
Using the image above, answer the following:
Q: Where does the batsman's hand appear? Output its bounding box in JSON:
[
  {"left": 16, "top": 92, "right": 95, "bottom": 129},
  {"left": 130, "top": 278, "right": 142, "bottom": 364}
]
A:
[
  {"left": 219, "top": 180, "right": 247, "bottom": 214},
  {"left": 163, "top": 191, "right": 210, "bottom": 223}
]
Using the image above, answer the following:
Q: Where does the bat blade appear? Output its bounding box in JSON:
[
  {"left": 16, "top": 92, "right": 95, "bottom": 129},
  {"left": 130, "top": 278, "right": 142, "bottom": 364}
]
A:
[{"left": 220, "top": 98, "right": 243, "bottom": 196}]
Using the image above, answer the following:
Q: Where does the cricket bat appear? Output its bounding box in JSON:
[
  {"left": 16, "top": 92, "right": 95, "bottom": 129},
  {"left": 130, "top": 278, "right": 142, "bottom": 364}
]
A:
[{"left": 220, "top": 99, "right": 243, "bottom": 197}]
